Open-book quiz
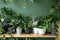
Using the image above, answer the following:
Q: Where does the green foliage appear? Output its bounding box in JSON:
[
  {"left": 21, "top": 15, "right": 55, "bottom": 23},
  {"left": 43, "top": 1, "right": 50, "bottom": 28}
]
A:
[
  {"left": 0, "top": 7, "right": 58, "bottom": 35},
  {"left": 0, "top": 23, "right": 4, "bottom": 34},
  {"left": 23, "top": 16, "right": 32, "bottom": 28},
  {"left": 38, "top": 25, "right": 47, "bottom": 31}
]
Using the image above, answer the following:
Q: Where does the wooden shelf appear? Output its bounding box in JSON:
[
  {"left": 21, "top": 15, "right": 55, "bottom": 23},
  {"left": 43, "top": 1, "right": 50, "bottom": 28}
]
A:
[
  {"left": 57, "top": 24, "right": 60, "bottom": 40},
  {"left": 0, "top": 33, "right": 56, "bottom": 38}
]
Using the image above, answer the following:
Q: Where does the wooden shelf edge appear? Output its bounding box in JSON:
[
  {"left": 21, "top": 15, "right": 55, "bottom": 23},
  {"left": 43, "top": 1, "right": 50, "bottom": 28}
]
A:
[{"left": 0, "top": 34, "right": 56, "bottom": 38}]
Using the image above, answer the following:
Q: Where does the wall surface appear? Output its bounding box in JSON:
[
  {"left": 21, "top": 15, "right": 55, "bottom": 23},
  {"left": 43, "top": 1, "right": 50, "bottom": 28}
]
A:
[
  {"left": 0, "top": 0, "right": 57, "bottom": 40},
  {"left": 0, "top": 0, "right": 56, "bottom": 17}
]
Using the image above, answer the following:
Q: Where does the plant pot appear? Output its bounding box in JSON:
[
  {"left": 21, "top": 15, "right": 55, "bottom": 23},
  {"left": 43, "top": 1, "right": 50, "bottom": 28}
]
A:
[
  {"left": 8, "top": 27, "right": 15, "bottom": 34},
  {"left": 38, "top": 29, "right": 45, "bottom": 35},
  {"left": 51, "top": 29, "right": 56, "bottom": 35},
  {"left": 8, "top": 27, "right": 13, "bottom": 34},
  {"left": 33, "top": 28, "right": 38, "bottom": 34},
  {"left": 24, "top": 27, "right": 32, "bottom": 34},
  {"left": 2, "top": 22, "right": 8, "bottom": 33},
  {"left": 16, "top": 28, "right": 22, "bottom": 35}
]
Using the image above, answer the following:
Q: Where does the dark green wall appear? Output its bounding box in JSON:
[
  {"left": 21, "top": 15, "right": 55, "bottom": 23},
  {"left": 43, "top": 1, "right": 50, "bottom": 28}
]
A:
[
  {"left": 0, "top": 0, "right": 56, "bottom": 40},
  {"left": 0, "top": 0, "right": 56, "bottom": 17}
]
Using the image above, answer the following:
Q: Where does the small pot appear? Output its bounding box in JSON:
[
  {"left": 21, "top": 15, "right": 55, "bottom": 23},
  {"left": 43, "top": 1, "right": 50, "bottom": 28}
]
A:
[
  {"left": 38, "top": 28, "right": 45, "bottom": 35},
  {"left": 51, "top": 29, "right": 56, "bottom": 35},
  {"left": 24, "top": 27, "right": 32, "bottom": 34},
  {"left": 33, "top": 28, "right": 38, "bottom": 34},
  {"left": 16, "top": 27, "right": 22, "bottom": 35},
  {"left": 8, "top": 27, "right": 13, "bottom": 34},
  {"left": 8, "top": 27, "right": 15, "bottom": 34}
]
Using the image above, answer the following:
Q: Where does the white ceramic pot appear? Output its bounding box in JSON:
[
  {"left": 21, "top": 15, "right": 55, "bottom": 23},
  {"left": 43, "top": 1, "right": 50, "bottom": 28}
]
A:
[
  {"left": 38, "top": 29, "right": 45, "bottom": 35},
  {"left": 16, "top": 28, "right": 22, "bottom": 35},
  {"left": 33, "top": 28, "right": 38, "bottom": 34}
]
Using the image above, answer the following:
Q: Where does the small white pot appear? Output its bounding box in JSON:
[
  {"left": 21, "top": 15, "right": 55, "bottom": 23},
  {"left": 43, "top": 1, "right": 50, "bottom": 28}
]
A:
[
  {"left": 33, "top": 28, "right": 38, "bottom": 34},
  {"left": 16, "top": 28, "right": 22, "bottom": 35},
  {"left": 38, "top": 28, "right": 45, "bottom": 35}
]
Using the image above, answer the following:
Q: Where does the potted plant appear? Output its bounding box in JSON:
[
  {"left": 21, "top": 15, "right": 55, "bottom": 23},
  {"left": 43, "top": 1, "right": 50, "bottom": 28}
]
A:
[
  {"left": 15, "top": 16, "right": 24, "bottom": 34},
  {"left": 0, "top": 7, "right": 15, "bottom": 33},
  {"left": 23, "top": 17, "right": 33, "bottom": 34},
  {"left": 47, "top": 15, "right": 58, "bottom": 35},
  {"left": 38, "top": 24, "right": 47, "bottom": 35},
  {"left": 24, "top": 24, "right": 32, "bottom": 34},
  {"left": 50, "top": 23, "right": 57, "bottom": 35},
  {"left": 13, "top": 19, "right": 23, "bottom": 34},
  {"left": 7, "top": 23, "right": 15, "bottom": 34},
  {"left": 16, "top": 25, "right": 22, "bottom": 35},
  {"left": 42, "top": 16, "right": 52, "bottom": 34},
  {"left": 2, "top": 19, "right": 10, "bottom": 33},
  {"left": 32, "top": 17, "right": 39, "bottom": 34}
]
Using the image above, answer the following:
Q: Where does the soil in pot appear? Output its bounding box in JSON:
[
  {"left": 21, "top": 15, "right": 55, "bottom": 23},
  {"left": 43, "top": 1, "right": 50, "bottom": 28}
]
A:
[{"left": 24, "top": 27, "right": 32, "bottom": 34}]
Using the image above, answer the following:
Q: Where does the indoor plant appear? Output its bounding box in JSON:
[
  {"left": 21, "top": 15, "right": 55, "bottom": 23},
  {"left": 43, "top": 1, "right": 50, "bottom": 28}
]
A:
[
  {"left": 42, "top": 16, "right": 52, "bottom": 34},
  {"left": 32, "top": 17, "right": 39, "bottom": 34},
  {"left": 24, "top": 17, "right": 33, "bottom": 34},
  {"left": 38, "top": 24, "right": 47, "bottom": 35},
  {"left": 16, "top": 26, "right": 22, "bottom": 34},
  {"left": 50, "top": 23, "right": 58, "bottom": 35}
]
